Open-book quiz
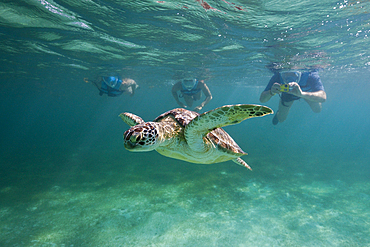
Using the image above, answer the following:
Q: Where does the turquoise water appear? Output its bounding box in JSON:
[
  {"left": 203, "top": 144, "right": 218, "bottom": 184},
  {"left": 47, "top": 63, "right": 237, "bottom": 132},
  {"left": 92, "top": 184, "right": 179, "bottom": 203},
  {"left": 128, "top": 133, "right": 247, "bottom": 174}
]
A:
[{"left": 1, "top": 1, "right": 370, "bottom": 246}]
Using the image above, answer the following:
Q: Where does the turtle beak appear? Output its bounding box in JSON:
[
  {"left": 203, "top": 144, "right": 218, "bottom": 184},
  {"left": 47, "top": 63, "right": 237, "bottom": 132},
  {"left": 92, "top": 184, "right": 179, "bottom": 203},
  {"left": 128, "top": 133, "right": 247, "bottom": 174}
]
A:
[
  {"left": 124, "top": 141, "right": 136, "bottom": 150},
  {"left": 124, "top": 130, "right": 138, "bottom": 149}
]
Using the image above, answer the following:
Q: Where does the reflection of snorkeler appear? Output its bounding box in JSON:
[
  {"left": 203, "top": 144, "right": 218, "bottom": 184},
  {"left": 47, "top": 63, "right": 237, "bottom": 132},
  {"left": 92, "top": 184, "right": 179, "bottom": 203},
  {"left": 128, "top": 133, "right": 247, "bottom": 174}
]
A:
[
  {"left": 171, "top": 77, "right": 212, "bottom": 112},
  {"left": 91, "top": 75, "right": 139, "bottom": 97}
]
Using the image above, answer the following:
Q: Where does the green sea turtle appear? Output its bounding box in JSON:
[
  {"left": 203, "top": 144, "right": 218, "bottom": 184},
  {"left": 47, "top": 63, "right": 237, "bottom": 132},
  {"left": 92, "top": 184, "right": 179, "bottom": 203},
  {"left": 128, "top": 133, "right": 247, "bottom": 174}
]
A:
[{"left": 119, "top": 104, "right": 273, "bottom": 170}]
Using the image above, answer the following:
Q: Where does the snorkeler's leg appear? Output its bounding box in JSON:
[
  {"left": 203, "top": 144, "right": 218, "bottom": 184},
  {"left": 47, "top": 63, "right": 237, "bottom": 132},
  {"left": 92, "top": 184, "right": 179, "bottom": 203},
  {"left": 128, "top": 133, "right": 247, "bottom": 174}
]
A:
[
  {"left": 276, "top": 99, "right": 293, "bottom": 123},
  {"left": 305, "top": 99, "right": 322, "bottom": 113}
]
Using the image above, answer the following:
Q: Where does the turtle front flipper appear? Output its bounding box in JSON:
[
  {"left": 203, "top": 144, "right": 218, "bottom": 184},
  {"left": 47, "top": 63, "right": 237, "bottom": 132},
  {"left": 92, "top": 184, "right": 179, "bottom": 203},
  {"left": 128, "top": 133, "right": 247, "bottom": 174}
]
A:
[
  {"left": 185, "top": 104, "right": 273, "bottom": 151},
  {"left": 119, "top": 113, "right": 145, "bottom": 127}
]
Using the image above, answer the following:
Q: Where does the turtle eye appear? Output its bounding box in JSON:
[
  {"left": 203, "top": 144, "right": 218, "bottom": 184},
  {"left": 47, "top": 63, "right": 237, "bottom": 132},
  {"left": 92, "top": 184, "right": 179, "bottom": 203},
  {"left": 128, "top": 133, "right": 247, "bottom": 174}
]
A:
[
  {"left": 130, "top": 132, "right": 141, "bottom": 143},
  {"left": 135, "top": 135, "right": 141, "bottom": 142}
]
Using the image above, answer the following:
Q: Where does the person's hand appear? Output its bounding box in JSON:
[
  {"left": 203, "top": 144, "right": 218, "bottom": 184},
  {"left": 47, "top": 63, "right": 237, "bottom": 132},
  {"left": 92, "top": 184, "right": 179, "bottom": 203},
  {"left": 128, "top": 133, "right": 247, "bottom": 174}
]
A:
[
  {"left": 288, "top": 82, "right": 303, "bottom": 97},
  {"left": 194, "top": 105, "right": 203, "bottom": 112},
  {"left": 270, "top": 83, "right": 281, "bottom": 95}
]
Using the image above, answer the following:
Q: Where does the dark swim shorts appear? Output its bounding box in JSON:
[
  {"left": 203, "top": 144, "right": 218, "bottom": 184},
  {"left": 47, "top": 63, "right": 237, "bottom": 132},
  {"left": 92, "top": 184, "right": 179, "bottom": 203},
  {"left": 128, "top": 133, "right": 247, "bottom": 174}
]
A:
[{"left": 280, "top": 92, "right": 300, "bottom": 106}]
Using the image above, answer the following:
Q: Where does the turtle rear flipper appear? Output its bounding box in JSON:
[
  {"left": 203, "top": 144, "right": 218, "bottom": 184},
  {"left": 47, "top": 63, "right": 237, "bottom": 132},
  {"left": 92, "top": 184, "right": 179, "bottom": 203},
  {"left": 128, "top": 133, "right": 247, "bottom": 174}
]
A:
[
  {"left": 119, "top": 113, "right": 145, "bottom": 127},
  {"left": 233, "top": 157, "right": 252, "bottom": 170},
  {"left": 185, "top": 104, "right": 273, "bottom": 152}
]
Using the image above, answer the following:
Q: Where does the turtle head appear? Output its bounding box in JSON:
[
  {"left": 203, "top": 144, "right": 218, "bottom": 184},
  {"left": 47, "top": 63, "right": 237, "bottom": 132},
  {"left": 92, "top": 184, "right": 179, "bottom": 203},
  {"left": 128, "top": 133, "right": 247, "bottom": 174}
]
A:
[{"left": 123, "top": 122, "right": 160, "bottom": 151}]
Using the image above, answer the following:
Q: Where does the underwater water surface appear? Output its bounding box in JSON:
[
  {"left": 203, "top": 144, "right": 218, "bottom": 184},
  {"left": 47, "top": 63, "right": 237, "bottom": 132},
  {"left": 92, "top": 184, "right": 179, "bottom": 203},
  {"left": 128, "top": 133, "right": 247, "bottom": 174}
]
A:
[{"left": 1, "top": 0, "right": 370, "bottom": 246}]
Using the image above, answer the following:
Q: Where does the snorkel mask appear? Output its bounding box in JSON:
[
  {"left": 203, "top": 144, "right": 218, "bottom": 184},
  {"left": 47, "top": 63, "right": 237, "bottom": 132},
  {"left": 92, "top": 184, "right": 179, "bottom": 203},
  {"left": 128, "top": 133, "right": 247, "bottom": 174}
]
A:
[
  {"left": 103, "top": 76, "right": 118, "bottom": 88},
  {"left": 182, "top": 78, "right": 197, "bottom": 91},
  {"left": 280, "top": 71, "right": 302, "bottom": 84}
]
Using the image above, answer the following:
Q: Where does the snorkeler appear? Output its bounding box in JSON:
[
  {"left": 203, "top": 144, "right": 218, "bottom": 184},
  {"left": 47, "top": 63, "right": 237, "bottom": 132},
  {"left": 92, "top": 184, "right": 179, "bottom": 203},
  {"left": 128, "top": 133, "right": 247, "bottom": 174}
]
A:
[
  {"left": 259, "top": 63, "right": 326, "bottom": 125},
  {"left": 171, "top": 77, "right": 212, "bottom": 112},
  {"left": 90, "top": 75, "right": 139, "bottom": 97}
]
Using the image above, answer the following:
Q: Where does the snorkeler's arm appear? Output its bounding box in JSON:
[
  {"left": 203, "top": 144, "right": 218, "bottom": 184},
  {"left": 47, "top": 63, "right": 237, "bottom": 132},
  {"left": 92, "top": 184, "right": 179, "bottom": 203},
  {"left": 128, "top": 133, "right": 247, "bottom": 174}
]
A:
[
  {"left": 129, "top": 85, "right": 135, "bottom": 96},
  {"left": 194, "top": 81, "right": 212, "bottom": 111},
  {"left": 289, "top": 83, "right": 326, "bottom": 103},
  {"left": 299, "top": 90, "right": 326, "bottom": 103},
  {"left": 199, "top": 81, "right": 212, "bottom": 107},
  {"left": 129, "top": 79, "right": 137, "bottom": 96},
  {"left": 260, "top": 90, "right": 273, "bottom": 103},
  {"left": 260, "top": 83, "right": 280, "bottom": 103}
]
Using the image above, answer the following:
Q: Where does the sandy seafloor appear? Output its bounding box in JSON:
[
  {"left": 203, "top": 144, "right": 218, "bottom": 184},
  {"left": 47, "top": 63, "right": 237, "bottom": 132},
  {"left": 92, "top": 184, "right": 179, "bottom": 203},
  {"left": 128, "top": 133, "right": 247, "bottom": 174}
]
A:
[{"left": 1, "top": 146, "right": 369, "bottom": 246}]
